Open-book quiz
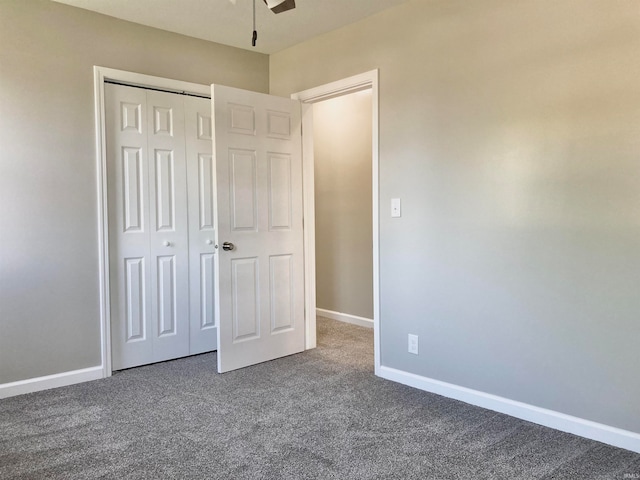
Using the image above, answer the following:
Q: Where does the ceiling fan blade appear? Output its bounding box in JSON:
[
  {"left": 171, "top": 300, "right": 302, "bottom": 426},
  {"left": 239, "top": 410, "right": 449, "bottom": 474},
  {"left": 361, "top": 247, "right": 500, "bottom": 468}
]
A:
[{"left": 263, "top": 0, "right": 295, "bottom": 14}]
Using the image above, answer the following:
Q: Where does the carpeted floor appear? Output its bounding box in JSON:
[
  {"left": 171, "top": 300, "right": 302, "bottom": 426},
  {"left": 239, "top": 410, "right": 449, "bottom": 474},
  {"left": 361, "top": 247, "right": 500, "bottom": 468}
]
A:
[{"left": 1, "top": 317, "right": 639, "bottom": 479}]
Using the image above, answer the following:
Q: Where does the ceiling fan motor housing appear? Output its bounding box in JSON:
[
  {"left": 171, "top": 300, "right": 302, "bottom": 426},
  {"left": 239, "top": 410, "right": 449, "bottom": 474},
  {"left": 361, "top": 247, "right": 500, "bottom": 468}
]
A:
[{"left": 264, "top": 0, "right": 296, "bottom": 14}]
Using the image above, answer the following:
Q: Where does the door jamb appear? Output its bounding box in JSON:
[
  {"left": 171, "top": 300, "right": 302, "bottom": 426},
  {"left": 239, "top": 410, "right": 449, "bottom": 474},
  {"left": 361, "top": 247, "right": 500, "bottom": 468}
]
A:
[
  {"left": 291, "top": 69, "right": 381, "bottom": 375},
  {"left": 93, "top": 66, "right": 210, "bottom": 378}
]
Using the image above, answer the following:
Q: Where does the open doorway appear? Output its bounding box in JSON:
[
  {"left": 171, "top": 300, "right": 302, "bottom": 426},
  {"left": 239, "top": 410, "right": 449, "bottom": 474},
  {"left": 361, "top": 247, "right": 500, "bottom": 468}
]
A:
[
  {"left": 313, "top": 91, "right": 373, "bottom": 327},
  {"left": 292, "top": 70, "right": 380, "bottom": 374}
]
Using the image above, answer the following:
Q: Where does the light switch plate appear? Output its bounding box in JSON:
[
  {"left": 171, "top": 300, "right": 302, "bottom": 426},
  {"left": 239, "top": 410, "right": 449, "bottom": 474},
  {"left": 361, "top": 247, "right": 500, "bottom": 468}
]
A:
[
  {"left": 391, "top": 198, "right": 401, "bottom": 218},
  {"left": 408, "top": 334, "right": 419, "bottom": 355}
]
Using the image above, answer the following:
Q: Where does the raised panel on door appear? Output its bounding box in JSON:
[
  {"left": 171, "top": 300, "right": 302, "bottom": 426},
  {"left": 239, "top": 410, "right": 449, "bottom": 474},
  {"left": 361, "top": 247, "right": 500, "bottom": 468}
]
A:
[
  {"left": 213, "top": 84, "right": 304, "bottom": 373},
  {"left": 147, "top": 90, "right": 190, "bottom": 363},
  {"left": 124, "top": 257, "right": 146, "bottom": 341},
  {"left": 105, "top": 83, "right": 153, "bottom": 370},
  {"left": 199, "top": 253, "right": 216, "bottom": 326},
  {"left": 156, "top": 255, "right": 178, "bottom": 336},
  {"left": 122, "top": 147, "right": 144, "bottom": 232},
  {"left": 269, "top": 254, "right": 294, "bottom": 333},
  {"left": 266, "top": 110, "right": 291, "bottom": 140},
  {"left": 198, "top": 154, "right": 215, "bottom": 230},
  {"left": 268, "top": 153, "right": 292, "bottom": 231},
  {"left": 154, "top": 149, "right": 176, "bottom": 232},
  {"left": 185, "top": 95, "right": 218, "bottom": 355},
  {"left": 231, "top": 257, "right": 260, "bottom": 341},
  {"left": 229, "top": 149, "right": 258, "bottom": 231}
]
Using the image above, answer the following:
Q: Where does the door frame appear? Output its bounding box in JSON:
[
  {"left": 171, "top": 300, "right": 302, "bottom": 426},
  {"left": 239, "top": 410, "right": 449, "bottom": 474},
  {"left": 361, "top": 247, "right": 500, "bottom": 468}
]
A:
[
  {"left": 94, "top": 66, "right": 378, "bottom": 378},
  {"left": 291, "top": 69, "right": 381, "bottom": 375},
  {"left": 93, "top": 66, "right": 210, "bottom": 378}
]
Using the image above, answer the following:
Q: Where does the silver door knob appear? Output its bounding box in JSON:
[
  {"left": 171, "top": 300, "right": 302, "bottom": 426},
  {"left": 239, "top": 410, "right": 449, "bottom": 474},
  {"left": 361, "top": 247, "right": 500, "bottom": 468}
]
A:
[
  {"left": 163, "top": 241, "right": 170, "bottom": 247},
  {"left": 222, "top": 242, "right": 235, "bottom": 251},
  {"left": 206, "top": 239, "right": 213, "bottom": 245}
]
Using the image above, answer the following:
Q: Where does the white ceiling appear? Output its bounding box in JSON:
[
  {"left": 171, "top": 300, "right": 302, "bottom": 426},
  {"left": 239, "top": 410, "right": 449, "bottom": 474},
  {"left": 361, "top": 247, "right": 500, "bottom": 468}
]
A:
[{"left": 51, "top": 0, "right": 410, "bottom": 54}]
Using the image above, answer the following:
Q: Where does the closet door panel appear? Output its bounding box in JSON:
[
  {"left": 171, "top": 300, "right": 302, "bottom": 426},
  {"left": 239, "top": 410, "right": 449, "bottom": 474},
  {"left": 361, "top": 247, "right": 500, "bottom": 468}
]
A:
[
  {"left": 106, "top": 84, "right": 153, "bottom": 370},
  {"left": 186, "top": 96, "right": 218, "bottom": 355},
  {"left": 147, "top": 90, "right": 190, "bottom": 363}
]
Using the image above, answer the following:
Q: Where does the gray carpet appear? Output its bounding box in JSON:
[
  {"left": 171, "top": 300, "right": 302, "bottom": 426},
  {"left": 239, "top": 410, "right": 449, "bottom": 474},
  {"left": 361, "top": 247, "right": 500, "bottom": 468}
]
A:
[{"left": 1, "top": 317, "right": 639, "bottom": 479}]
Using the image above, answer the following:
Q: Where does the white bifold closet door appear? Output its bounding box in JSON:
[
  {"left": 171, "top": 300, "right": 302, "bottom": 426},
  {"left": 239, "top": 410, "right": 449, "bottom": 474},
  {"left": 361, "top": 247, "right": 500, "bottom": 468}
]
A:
[{"left": 106, "top": 83, "right": 216, "bottom": 371}]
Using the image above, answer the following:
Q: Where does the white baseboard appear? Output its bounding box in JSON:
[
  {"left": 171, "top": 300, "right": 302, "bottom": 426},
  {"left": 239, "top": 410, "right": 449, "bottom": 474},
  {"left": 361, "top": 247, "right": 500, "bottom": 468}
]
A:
[
  {"left": 0, "top": 366, "right": 104, "bottom": 399},
  {"left": 379, "top": 365, "right": 640, "bottom": 454},
  {"left": 317, "top": 308, "right": 374, "bottom": 329}
]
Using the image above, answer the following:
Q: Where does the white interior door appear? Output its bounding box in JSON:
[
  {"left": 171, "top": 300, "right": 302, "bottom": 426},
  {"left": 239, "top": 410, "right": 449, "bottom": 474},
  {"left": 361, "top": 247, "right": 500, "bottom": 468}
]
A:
[
  {"left": 213, "top": 84, "right": 305, "bottom": 373},
  {"left": 107, "top": 84, "right": 215, "bottom": 371}
]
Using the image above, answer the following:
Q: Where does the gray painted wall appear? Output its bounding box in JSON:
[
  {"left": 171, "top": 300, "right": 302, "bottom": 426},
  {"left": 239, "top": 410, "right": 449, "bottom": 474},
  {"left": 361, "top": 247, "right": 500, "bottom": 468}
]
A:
[
  {"left": 314, "top": 92, "right": 373, "bottom": 319},
  {"left": 0, "top": 0, "right": 268, "bottom": 384},
  {"left": 271, "top": 0, "right": 640, "bottom": 433}
]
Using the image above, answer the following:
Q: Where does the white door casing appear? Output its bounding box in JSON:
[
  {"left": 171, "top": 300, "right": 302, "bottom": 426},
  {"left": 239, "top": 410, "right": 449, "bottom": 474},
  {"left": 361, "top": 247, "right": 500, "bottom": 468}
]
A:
[
  {"left": 106, "top": 83, "right": 214, "bottom": 370},
  {"left": 213, "top": 85, "right": 305, "bottom": 373},
  {"left": 292, "top": 69, "right": 380, "bottom": 374}
]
